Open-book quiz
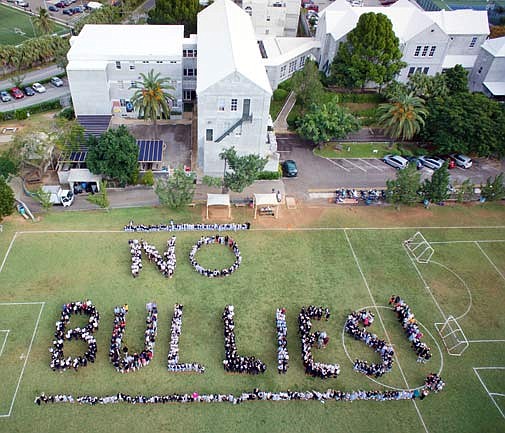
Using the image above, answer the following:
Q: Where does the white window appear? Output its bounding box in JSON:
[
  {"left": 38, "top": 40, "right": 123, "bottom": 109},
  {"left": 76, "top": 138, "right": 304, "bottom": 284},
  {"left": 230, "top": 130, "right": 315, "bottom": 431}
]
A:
[
  {"left": 280, "top": 65, "right": 287, "bottom": 78},
  {"left": 245, "top": 6, "right": 252, "bottom": 16},
  {"left": 288, "top": 60, "right": 296, "bottom": 73},
  {"left": 414, "top": 46, "right": 421, "bottom": 57},
  {"left": 469, "top": 37, "right": 478, "bottom": 48},
  {"left": 231, "top": 99, "right": 238, "bottom": 111},
  {"left": 218, "top": 100, "right": 225, "bottom": 111},
  {"left": 299, "top": 56, "right": 306, "bottom": 68},
  {"left": 429, "top": 46, "right": 436, "bottom": 57},
  {"left": 422, "top": 45, "right": 429, "bottom": 57}
]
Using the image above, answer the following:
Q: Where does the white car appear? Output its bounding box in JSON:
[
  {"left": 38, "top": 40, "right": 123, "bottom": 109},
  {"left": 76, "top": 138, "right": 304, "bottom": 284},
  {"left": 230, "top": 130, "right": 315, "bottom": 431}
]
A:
[
  {"left": 450, "top": 154, "right": 473, "bottom": 169},
  {"left": 32, "top": 82, "right": 46, "bottom": 93},
  {"left": 382, "top": 154, "right": 409, "bottom": 170},
  {"left": 418, "top": 156, "right": 445, "bottom": 170},
  {"left": 50, "top": 76, "right": 64, "bottom": 87}
]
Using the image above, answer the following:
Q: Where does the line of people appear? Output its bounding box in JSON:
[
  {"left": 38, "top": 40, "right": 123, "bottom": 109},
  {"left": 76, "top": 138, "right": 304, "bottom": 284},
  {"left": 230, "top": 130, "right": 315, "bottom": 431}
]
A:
[
  {"left": 276, "top": 308, "right": 289, "bottom": 374},
  {"left": 189, "top": 235, "right": 242, "bottom": 278},
  {"left": 124, "top": 220, "right": 251, "bottom": 233},
  {"left": 389, "top": 295, "right": 432, "bottom": 363},
  {"left": 223, "top": 305, "right": 266, "bottom": 374},
  {"left": 34, "top": 375, "right": 443, "bottom": 406},
  {"left": 129, "top": 239, "right": 142, "bottom": 277},
  {"left": 344, "top": 310, "right": 395, "bottom": 378},
  {"left": 49, "top": 300, "right": 99, "bottom": 372},
  {"left": 167, "top": 304, "right": 205, "bottom": 373},
  {"left": 298, "top": 306, "right": 340, "bottom": 379},
  {"left": 109, "top": 303, "right": 158, "bottom": 373}
]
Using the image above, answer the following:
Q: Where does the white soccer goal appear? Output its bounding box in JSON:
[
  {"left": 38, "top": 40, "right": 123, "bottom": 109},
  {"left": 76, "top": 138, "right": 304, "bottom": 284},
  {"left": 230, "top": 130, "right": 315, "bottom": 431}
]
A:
[
  {"left": 404, "top": 231, "right": 434, "bottom": 263},
  {"left": 435, "top": 315, "right": 469, "bottom": 356}
]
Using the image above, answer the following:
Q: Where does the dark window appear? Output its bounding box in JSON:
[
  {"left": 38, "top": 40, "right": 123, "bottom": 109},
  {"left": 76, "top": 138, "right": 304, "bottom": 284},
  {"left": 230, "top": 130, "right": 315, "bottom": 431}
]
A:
[
  {"left": 115, "top": 61, "right": 121, "bottom": 69},
  {"left": 408, "top": 67, "right": 415, "bottom": 77},
  {"left": 206, "top": 129, "right": 213, "bottom": 141},
  {"left": 423, "top": 67, "right": 429, "bottom": 74}
]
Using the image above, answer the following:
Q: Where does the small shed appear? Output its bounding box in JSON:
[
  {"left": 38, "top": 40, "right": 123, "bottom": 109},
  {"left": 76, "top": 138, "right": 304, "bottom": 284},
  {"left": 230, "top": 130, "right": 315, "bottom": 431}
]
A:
[
  {"left": 253, "top": 193, "right": 280, "bottom": 219},
  {"left": 206, "top": 193, "right": 231, "bottom": 219},
  {"left": 67, "top": 169, "right": 102, "bottom": 192}
]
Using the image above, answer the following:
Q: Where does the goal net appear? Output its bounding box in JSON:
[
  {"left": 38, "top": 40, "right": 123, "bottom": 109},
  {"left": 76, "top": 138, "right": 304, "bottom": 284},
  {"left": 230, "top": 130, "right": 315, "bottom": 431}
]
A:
[
  {"left": 404, "top": 232, "right": 434, "bottom": 263},
  {"left": 435, "top": 315, "right": 469, "bottom": 356}
]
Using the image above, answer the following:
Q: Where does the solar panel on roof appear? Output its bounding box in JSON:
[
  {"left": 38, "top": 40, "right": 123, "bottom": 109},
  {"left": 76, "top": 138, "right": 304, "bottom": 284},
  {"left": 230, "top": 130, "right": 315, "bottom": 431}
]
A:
[{"left": 137, "top": 140, "right": 163, "bottom": 162}]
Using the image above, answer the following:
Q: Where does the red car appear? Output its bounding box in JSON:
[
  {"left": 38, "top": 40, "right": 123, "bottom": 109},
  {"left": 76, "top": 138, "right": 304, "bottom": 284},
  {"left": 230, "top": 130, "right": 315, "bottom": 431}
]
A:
[{"left": 10, "top": 87, "right": 24, "bottom": 99}]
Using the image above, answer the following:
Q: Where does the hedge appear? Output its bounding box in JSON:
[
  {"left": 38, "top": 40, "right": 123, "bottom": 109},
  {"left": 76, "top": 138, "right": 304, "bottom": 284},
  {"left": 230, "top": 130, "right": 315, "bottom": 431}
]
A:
[
  {"left": 273, "top": 88, "right": 289, "bottom": 101},
  {"left": 257, "top": 170, "right": 281, "bottom": 180},
  {"left": 0, "top": 99, "right": 62, "bottom": 121}
]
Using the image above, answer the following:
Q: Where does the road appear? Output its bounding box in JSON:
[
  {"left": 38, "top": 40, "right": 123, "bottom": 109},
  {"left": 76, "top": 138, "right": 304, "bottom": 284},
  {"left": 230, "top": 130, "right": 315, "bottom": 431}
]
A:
[{"left": 0, "top": 64, "right": 64, "bottom": 91}]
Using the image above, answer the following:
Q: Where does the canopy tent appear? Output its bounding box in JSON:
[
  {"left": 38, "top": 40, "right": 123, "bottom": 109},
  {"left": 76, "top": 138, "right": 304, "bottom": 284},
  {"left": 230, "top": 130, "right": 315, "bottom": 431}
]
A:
[
  {"left": 206, "top": 193, "right": 231, "bottom": 219},
  {"left": 253, "top": 193, "right": 280, "bottom": 219}
]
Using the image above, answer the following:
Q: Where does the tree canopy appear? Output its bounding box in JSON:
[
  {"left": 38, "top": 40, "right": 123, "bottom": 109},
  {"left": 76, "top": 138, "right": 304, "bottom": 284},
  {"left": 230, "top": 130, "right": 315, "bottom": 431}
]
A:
[
  {"left": 291, "top": 60, "right": 324, "bottom": 108},
  {"left": 385, "top": 164, "right": 421, "bottom": 208},
  {"left": 0, "top": 177, "right": 15, "bottom": 220},
  {"left": 330, "top": 12, "right": 405, "bottom": 89},
  {"left": 443, "top": 64, "right": 468, "bottom": 95},
  {"left": 296, "top": 101, "right": 361, "bottom": 146},
  {"left": 147, "top": 0, "right": 201, "bottom": 36},
  {"left": 219, "top": 147, "right": 268, "bottom": 193},
  {"left": 87, "top": 126, "right": 139, "bottom": 186},
  {"left": 423, "top": 162, "right": 450, "bottom": 203},
  {"left": 155, "top": 167, "right": 196, "bottom": 209}
]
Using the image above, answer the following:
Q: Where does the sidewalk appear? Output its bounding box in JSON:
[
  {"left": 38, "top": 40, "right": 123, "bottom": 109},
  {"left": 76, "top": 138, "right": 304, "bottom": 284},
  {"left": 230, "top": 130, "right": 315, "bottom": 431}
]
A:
[{"left": 273, "top": 91, "right": 296, "bottom": 133}]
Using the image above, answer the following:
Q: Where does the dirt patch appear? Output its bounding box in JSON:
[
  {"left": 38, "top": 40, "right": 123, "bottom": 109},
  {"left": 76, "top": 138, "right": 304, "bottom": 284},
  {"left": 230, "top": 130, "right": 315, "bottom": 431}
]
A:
[{"left": 341, "top": 102, "right": 376, "bottom": 112}]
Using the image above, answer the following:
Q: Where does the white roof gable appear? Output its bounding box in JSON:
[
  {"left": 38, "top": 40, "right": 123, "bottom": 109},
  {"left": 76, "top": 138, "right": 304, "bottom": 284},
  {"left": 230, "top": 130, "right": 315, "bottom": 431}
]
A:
[
  {"left": 67, "top": 25, "right": 184, "bottom": 61},
  {"left": 197, "top": 0, "right": 272, "bottom": 94},
  {"left": 482, "top": 36, "right": 505, "bottom": 57},
  {"left": 426, "top": 9, "right": 489, "bottom": 35},
  {"left": 261, "top": 37, "right": 320, "bottom": 66}
]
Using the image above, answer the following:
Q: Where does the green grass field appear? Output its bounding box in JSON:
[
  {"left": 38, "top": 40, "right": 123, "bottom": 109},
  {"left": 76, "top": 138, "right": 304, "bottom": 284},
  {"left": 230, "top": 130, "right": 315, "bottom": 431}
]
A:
[
  {"left": 0, "top": 4, "right": 68, "bottom": 46},
  {"left": 0, "top": 206, "right": 504, "bottom": 433}
]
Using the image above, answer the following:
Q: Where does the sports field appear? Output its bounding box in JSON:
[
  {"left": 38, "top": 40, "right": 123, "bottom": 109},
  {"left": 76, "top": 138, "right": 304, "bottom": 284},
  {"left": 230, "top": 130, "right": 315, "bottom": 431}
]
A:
[
  {"left": 0, "top": 4, "right": 68, "bottom": 46},
  {"left": 0, "top": 205, "right": 504, "bottom": 433}
]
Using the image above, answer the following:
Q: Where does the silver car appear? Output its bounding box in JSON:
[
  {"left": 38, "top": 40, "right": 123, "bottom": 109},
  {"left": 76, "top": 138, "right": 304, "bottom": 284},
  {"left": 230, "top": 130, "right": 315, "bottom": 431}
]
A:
[
  {"left": 418, "top": 156, "right": 445, "bottom": 170},
  {"left": 450, "top": 154, "right": 473, "bottom": 169},
  {"left": 382, "top": 154, "right": 409, "bottom": 170},
  {"left": 0, "top": 91, "right": 11, "bottom": 102}
]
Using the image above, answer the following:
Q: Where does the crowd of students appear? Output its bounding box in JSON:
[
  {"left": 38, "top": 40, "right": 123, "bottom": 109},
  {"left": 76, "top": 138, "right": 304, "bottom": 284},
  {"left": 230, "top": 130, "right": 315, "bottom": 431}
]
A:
[
  {"left": 167, "top": 304, "right": 205, "bottom": 373},
  {"left": 189, "top": 236, "right": 242, "bottom": 278},
  {"left": 276, "top": 308, "right": 289, "bottom": 374},
  {"left": 345, "top": 310, "right": 395, "bottom": 378},
  {"left": 389, "top": 296, "right": 432, "bottom": 363},
  {"left": 124, "top": 220, "right": 251, "bottom": 233},
  {"left": 223, "top": 305, "right": 266, "bottom": 374},
  {"left": 129, "top": 239, "right": 142, "bottom": 277},
  {"left": 425, "top": 373, "right": 445, "bottom": 393},
  {"left": 49, "top": 300, "right": 99, "bottom": 372},
  {"left": 298, "top": 306, "right": 340, "bottom": 379},
  {"left": 35, "top": 375, "right": 444, "bottom": 406},
  {"left": 109, "top": 303, "right": 158, "bottom": 373}
]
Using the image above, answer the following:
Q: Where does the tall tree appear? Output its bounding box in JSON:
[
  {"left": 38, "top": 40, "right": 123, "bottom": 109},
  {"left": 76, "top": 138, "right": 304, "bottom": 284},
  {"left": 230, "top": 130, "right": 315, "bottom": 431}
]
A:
[
  {"left": 32, "top": 8, "right": 54, "bottom": 36},
  {"left": 147, "top": 0, "right": 201, "bottom": 36},
  {"left": 0, "top": 177, "right": 15, "bottom": 220},
  {"left": 155, "top": 168, "right": 196, "bottom": 209},
  {"left": 377, "top": 92, "right": 427, "bottom": 141},
  {"left": 330, "top": 12, "right": 405, "bottom": 89},
  {"left": 291, "top": 60, "right": 324, "bottom": 108},
  {"left": 480, "top": 173, "right": 505, "bottom": 201},
  {"left": 407, "top": 72, "right": 448, "bottom": 100},
  {"left": 443, "top": 64, "right": 468, "bottom": 94},
  {"left": 130, "top": 69, "right": 175, "bottom": 139},
  {"left": 296, "top": 101, "right": 361, "bottom": 147},
  {"left": 219, "top": 147, "right": 267, "bottom": 193},
  {"left": 86, "top": 126, "right": 139, "bottom": 186},
  {"left": 386, "top": 164, "right": 421, "bottom": 209},
  {"left": 422, "top": 162, "right": 450, "bottom": 203},
  {"left": 421, "top": 92, "right": 505, "bottom": 156}
]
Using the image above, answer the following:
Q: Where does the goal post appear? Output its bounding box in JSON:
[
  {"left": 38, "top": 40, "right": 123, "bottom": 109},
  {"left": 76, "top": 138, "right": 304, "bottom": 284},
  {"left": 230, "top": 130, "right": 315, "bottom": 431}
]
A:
[
  {"left": 404, "top": 231, "right": 434, "bottom": 264},
  {"left": 435, "top": 315, "right": 469, "bottom": 356}
]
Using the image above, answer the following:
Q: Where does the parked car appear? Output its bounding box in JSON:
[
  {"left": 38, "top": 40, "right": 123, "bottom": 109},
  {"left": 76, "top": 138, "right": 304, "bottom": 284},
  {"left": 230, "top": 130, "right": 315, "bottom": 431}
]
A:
[
  {"left": 50, "top": 76, "right": 64, "bottom": 87},
  {"left": 48, "top": 4, "right": 57, "bottom": 11},
  {"left": 71, "top": 5, "right": 84, "bottom": 12},
  {"left": 32, "top": 82, "right": 46, "bottom": 93},
  {"left": 382, "top": 154, "right": 408, "bottom": 170},
  {"left": 16, "top": 0, "right": 29, "bottom": 7},
  {"left": 10, "top": 87, "right": 24, "bottom": 99},
  {"left": 23, "top": 86, "right": 35, "bottom": 96},
  {"left": 281, "top": 160, "right": 298, "bottom": 177},
  {"left": 55, "top": 1, "right": 65, "bottom": 7},
  {"left": 450, "top": 153, "right": 473, "bottom": 169},
  {"left": 418, "top": 156, "right": 445, "bottom": 170},
  {"left": 62, "top": 8, "right": 74, "bottom": 14},
  {"left": 408, "top": 156, "right": 423, "bottom": 170},
  {"left": 0, "top": 91, "right": 12, "bottom": 102}
]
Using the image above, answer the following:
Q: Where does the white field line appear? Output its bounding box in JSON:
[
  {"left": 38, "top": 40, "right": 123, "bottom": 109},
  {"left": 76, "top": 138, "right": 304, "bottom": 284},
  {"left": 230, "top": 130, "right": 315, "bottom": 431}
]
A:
[
  {"left": 474, "top": 242, "right": 505, "bottom": 283},
  {"left": 473, "top": 367, "right": 505, "bottom": 420},
  {"left": 491, "top": 393, "right": 505, "bottom": 397},
  {"left": 468, "top": 340, "right": 505, "bottom": 343},
  {"left": 342, "top": 159, "right": 367, "bottom": 172},
  {"left": 0, "top": 330, "right": 10, "bottom": 357},
  {"left": 0, "top": 232, "right": 17, "bottom": 273},
  {"left": 403, "top": 244, "right": 447, "bottom": 321},
  {"left": 0, "top": 302, "right": 45, "bottom": 418},
  {"left": 324, "top": 157, "right": 350, "bottom": 172},
  {"left": 344, "top": 230, "right": 430, "bottom": 433},
  {"left": 430, "top": 240, "right": 505, "bottom": 244}
]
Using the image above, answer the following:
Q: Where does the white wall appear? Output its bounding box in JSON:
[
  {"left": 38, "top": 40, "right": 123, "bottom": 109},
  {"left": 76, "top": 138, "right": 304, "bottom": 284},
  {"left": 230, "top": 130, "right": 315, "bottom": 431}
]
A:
[
  {"left": 242, "top": 0, "right": 300, "bottom": 37},
  {"left": 469, "top": 49, "right": 505, "bottom": 94},
  {"left": 67, "top": 66, "right": 110, "bottom": 116}
]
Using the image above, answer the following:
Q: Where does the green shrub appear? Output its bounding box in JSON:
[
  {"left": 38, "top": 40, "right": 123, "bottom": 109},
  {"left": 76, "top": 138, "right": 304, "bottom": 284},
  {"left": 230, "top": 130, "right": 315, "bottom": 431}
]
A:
[
  {"left": 278, "top": 78, "right": 293, "bottom": 92},
  {"left": 57, "top": 106, "right": 75, "bottom": 120},
  {"left": 130, "top": 167, "right": 140, "bottom": 185},
  {"left": 257, "top": 170, "right": 281, "bottom": 180},
  {"left": 0, "top": 99, "right": 62, "bottom": 122},
  {"left": 14, "top": 109, "right": 28, "bottom": 120},
  {"left": 142, "top": 170, "right": 155, "bottom": 186},
  {"left": 273, "top": 88, "right": 289, "bottom": 101}
]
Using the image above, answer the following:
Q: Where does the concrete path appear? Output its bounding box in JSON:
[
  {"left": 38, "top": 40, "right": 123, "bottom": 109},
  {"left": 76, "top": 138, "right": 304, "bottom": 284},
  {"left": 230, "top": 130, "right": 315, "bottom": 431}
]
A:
[{"left": 273, "top": 91, "right": 296, "bottom": 133}]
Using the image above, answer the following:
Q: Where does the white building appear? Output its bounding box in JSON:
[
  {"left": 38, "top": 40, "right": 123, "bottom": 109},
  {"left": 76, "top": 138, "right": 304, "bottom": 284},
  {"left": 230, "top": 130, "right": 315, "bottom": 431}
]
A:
[
  {"left": 67, "top": 25, "right": 187, "bottom": 119},
  {"left": 316, "top": 0, "right": 489, "bottom": 82},
  {"left": 197, "top": 0, "right": 279, "bottom": 175},
  {"left": 469, "top": 36, "right": 505, "bottom": 99},
  {"left": 236, "top": 0, "right": 301, "bottom": 37}
]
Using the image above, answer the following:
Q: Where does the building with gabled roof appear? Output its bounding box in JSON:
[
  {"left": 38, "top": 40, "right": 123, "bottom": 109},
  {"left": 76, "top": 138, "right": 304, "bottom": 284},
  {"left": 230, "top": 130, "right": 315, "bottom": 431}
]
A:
[{"left": 469, "top": 36, "right": 505, "bottom": 98}]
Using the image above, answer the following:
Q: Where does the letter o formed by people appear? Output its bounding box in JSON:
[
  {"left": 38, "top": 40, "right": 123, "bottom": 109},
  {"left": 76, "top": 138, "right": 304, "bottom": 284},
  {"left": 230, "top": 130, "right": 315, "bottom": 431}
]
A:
[{"left": 189, "top": 235, "right": 242, "bottom": 278}]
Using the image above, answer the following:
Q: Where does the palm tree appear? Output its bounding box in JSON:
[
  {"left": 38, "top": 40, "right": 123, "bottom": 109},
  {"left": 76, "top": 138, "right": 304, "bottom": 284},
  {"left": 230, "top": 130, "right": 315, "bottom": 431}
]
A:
[
  {"left": 377, "top": 92, "right": 428, "bottom": 141},
  {"left": 32, "top": 8, "right": 54, "bottom": 36},
  {"left": 130, "top": 70, "right": 176, "bottom": 138}
]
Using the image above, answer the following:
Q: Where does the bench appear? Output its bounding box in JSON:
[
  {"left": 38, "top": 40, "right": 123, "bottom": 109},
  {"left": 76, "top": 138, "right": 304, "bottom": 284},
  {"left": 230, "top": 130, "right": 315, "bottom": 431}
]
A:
[{"left": 336, "top": 198, "right": 359, "bottom": 205}]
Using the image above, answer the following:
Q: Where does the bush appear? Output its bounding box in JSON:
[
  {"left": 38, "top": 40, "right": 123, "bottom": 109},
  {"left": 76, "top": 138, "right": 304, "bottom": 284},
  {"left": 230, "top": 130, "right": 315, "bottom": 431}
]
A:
[
  {"left": 57, "top": 107, "right": 75, "bottom": 120},
  {"left": 0, "top": 99, "right": 62, "bottom": 122},
  {"left": 257, "top": 170, "right": 281, "bottom": 180},
  {"left": 142, "top": 170, "right": 155, "bottom": 186},
  {"left": 0, "top": 154, "right": 19, "bottom": 179},
  {"left": 278, "top": 78, "right": 293, "bottom": 92},
  {"left": 15, "top": 109, "right": 28, "bottom": 120},
  {"left": 273, "top": 88, "right": 289, "bottom": 101}
]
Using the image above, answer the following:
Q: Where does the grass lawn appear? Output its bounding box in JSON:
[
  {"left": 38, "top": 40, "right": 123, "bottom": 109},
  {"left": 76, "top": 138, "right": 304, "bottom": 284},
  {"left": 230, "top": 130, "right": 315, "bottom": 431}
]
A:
[
  {"left": 313, "top": 141, "right": 423, "bottom": 158},
  {"left": 0, "top": 206, "right": 504, "bottom": 433},
  {"left": 0, "top": 4, "right": 68, "bottom": 46}
]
